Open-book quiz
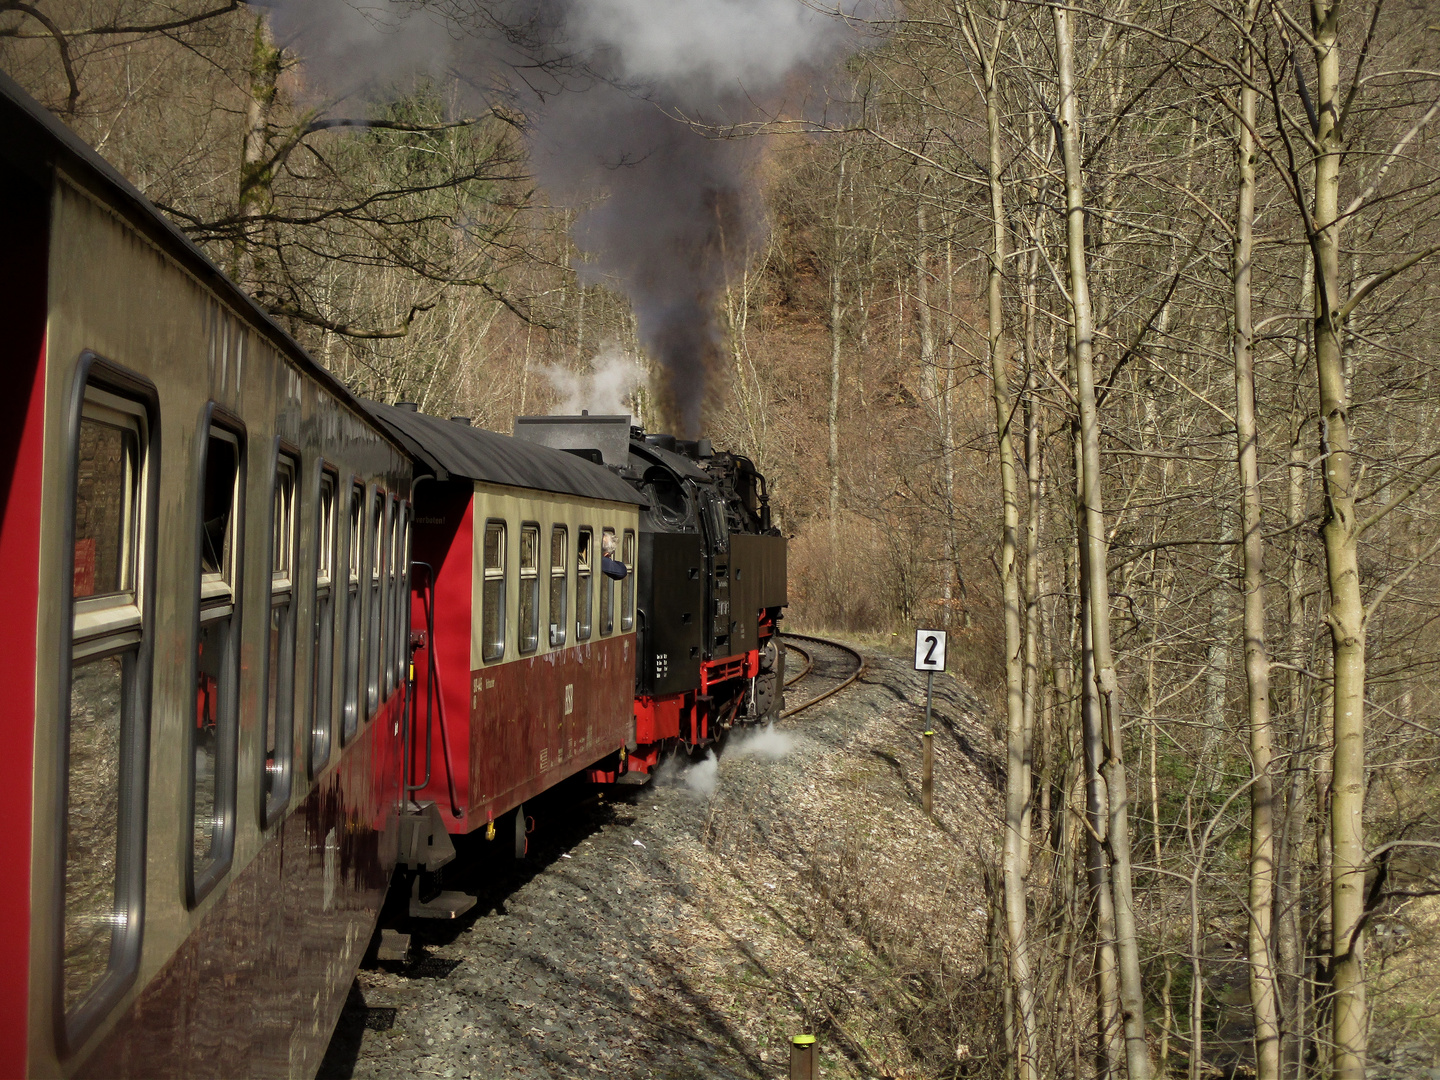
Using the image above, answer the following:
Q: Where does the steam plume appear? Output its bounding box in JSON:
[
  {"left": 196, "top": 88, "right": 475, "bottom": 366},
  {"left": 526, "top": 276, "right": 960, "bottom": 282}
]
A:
[
  {"left": 262, "top": 0, "right": 880, "bottom": 434},
  {"left": 537, "top": 343, "right": 647, "bottom": 416},
  {"left": 683, "top": 751, "right": 720, "bottom": 798},
  {"left": 727, "top": 723, "right": 797, "bottom": 760}
]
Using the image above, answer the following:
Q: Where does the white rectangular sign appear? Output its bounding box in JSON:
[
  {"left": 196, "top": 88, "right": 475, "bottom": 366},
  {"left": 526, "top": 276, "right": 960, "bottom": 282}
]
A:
[{"left": 914, "top": 629, "right": 947, "bottom": 671}]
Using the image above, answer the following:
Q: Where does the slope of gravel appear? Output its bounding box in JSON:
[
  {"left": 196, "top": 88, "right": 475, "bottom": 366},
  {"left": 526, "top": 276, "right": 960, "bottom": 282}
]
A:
[{"left": 319, "top": 652, "right": 1005, "bottom": 1080}]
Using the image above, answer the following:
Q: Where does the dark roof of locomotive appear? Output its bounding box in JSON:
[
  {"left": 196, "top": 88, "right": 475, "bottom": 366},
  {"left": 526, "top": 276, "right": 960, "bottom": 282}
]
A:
[
  {"left": 628, "top": 440, "right": 713, "bottom": 482},
  {"left": 0, "top": 72, "right": 403, "bottom": 452},
  {"left": 365, "top": 402, "right": 647, "bottom": 506}
]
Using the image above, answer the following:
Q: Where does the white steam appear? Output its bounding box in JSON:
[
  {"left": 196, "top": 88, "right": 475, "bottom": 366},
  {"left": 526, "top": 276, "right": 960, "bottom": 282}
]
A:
[
  {"left": 668, "top": 723, "right": 796, "bottom": 799},
  {"left": 727, "top": 723, "right": 797, "bottom": 760},
  {"left": 683, "top": 751, "right": 720, "bottom": 797},
  {"left": 537, "top": 344, "right": 647, "bottom": 416},
  {"left": 569, "top": 0, "right": 857, "bottom": 97}
]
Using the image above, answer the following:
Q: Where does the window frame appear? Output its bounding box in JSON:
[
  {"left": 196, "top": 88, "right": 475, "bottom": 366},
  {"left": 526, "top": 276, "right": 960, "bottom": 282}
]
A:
[
  {"left": 341, "top": 482, "right": 363, "bottom": 745},
  {"left": 548, "top": 524, "right": 568, "bottom": 648},
  {"left": 481, "top": 519, "right": 507, "bottom": 663},
  {"left": 54, "top": 354, "right": 157, "bottom": 1055},
  {"left": 517, "top": 522, "right": 541, "bottom": 655},
  {"left": 621, "top": 528, "right": 636, "bottom": 631},
  {"left": 385, "top": 496, "right": 399, "bottom": 693},
  {"left": 187, "top": 408, "right": 246, "bottom": 910},
  {"left": 261, "top": 446, "right": 299, "bottom": 827},
  {"left": 393, "top": 503, "right": 409, "bottom": 682},
  {"left": 366, "top": 489, "right": 385, "bottom": 717},
  {"left": 575, "top": 527, "right": 593, "bottom": 642},
  {"left": 310, "top": 466, "right": 337, "bottom": 777},
  {"left": 599, "top": 526, "right": 617, "bottom": 636}
]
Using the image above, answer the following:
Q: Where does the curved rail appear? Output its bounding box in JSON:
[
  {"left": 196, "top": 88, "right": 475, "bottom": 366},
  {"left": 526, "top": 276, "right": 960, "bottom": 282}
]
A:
[
  {"left": 783, "top": 641, "right": 813, "bottom": 687},
  {"left": 779, "top": 633, "right": 866, "bottom": 718}
]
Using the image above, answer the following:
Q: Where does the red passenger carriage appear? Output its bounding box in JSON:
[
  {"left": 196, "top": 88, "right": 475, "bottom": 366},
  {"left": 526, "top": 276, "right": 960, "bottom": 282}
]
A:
[{"left": 367, "top": 404, "right": 646, "bottom": 850}]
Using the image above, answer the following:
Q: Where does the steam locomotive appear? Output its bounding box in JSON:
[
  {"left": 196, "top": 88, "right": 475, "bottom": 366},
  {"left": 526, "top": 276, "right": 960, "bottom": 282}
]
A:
[{"left": 0, "top": 70, "right": 786, "bottom": 1078}]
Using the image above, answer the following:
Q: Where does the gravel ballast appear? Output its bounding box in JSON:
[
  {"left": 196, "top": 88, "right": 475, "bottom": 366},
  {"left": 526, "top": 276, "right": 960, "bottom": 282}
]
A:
[{"left": 319, "top": 651, "right": 1004, "bottom": 1080}]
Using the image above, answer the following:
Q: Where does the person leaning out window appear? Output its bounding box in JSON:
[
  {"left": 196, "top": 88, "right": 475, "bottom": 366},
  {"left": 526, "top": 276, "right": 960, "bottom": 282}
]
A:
[{"left": 600, "top": 532, "right": 627, "bottom": 580}]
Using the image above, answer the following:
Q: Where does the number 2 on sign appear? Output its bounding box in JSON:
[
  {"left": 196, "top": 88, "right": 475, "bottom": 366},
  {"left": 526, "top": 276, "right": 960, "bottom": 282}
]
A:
[{"left": 914, "top": 629, "right": 947, "bottom": 671}]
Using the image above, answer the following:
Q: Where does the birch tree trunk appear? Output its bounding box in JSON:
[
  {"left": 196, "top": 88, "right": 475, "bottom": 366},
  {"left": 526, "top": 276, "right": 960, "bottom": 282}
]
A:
[
  {"left": 1231, "top": 8, "right": 1281, "bottom": 1071},
  {"left": 829, "top": 151, "right": 847, "bottom": 537},
  {"left": 969, "top": 6, "right": 1038, "bottom": 1072},
  {"left": 1279, "top": 252, "right": 1314, "bottom": 1076},
  {"left": 1309, "top": 2, "right": 1368, "bottom": 1074},
  {"left": 1052, "top": 6, "right": 1149, "bottom": 1074},
  {"left": 916, "top": 191, "right": 937, "bottom": 411},
  {"left": 236, "top": 12, "right": 281, "bottom": 292}
]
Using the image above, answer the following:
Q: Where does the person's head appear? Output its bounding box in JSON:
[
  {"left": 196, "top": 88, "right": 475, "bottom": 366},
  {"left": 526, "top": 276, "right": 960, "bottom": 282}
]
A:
[{"left": 601, "top": 532, "right": 616, "bottom": 557}]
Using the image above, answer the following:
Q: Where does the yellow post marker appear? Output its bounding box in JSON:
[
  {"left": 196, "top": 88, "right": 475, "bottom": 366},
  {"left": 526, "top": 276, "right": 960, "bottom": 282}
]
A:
[{"left": 790, "top": 1034, "right": 816, "bottom": 1079}]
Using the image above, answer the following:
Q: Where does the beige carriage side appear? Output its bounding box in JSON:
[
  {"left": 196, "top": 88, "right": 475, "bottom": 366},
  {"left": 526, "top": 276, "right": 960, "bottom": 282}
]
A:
[
  {"left": 30, "top": 173, "right": 409, "bottom": 1076},
  {"left": 468, "top": 484, "right": 640, "bottom": 672}
]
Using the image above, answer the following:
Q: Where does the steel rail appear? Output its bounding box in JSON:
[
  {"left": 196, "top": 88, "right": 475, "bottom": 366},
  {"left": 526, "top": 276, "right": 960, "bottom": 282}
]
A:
[
  {"left": 779, "top": 633, "right": 866, "bottom": 717},
  {"left": 783, "top": 641, "right": 813, "bottom": 687}
]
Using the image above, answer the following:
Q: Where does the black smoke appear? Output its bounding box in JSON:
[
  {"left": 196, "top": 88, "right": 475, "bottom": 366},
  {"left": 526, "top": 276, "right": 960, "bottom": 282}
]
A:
[{"left": 263, "top": 0, "right": 880, "bottom": 435}]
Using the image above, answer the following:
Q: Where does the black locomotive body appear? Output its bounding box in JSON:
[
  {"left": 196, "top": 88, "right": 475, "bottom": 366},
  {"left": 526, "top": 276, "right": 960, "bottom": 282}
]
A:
[{"left": 514, "top": 415, "right": 787, "bottom": 775}]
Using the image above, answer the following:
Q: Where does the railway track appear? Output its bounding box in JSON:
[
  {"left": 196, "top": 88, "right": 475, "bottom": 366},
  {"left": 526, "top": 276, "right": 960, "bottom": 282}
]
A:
[{"left": 779, "top": 633, "right": 866, "bottom": 717}]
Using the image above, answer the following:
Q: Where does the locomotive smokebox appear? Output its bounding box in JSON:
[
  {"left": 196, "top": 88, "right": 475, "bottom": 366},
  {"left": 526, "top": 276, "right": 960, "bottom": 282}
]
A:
[{"left": 514, "top": 414, "right": 632, "bottom": 468}]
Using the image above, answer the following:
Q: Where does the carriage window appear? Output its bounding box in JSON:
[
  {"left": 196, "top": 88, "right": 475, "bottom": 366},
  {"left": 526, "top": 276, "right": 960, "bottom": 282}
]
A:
[
  {"left": 599, "top": 527, "right": 616, "bottom": 636},
  {"left": 342, "top": 484, "right": 362, "bottom": 744},
  {"left": 396, "top": 506, "right": 409, "bottom": 679},
  {"left": 73, "top": 415, "right": 137, "bottom": 601},
  {"left": 575, "top": 528, "right": 593, "bottom": 642},
  {"left": 192, "top": 424, "right": 242, "bottom": 904},
  {"left": 263, "top": 454, "right": 297, "bottom": 823},
  {"left": 367, "top": 492, "right": 384, "bottom": 716},
  {"left": 65, "top": 383, "right": 151, "bottom": 1027},
  {"left": 482, "top": 521, "right": 506, "bottom": 662},
  {"left": 549, "top": 526, "right": 567, "bottom": 647},
  {"left": 385, "top": 498, "right": 399, "bottom": 693},
  {"left": 311, "top": 471, "right": 336, "bottom": 775},
  {"left": 518, "top": 523, "right": 540, "bottom": 654},
  {"left": 200, "top": 435, "right": 238, "bottom": 583},
  {"left": 621, "top": 529, "right": 636, "bottom": 631}
]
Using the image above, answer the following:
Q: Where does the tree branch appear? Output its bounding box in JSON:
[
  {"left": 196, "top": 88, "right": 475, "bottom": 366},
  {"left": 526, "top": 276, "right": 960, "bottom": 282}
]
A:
[
  {"left": 4, "top": 4, "right": 80, "bottom": 114},
  {"left": 0, "top": 1, "right": 241, "bottom": 38},
  {"left": 269, "top": 300, "right": 438, "bottom": 340},
  {"left": 1339, "top": 246, "right": 1440, "bottom": 321}
]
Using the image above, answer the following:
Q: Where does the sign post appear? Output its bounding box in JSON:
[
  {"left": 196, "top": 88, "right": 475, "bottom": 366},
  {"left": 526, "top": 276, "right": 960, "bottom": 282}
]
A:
[{"left": 914, "top": 630, "right": 946, "bottom": 814}]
